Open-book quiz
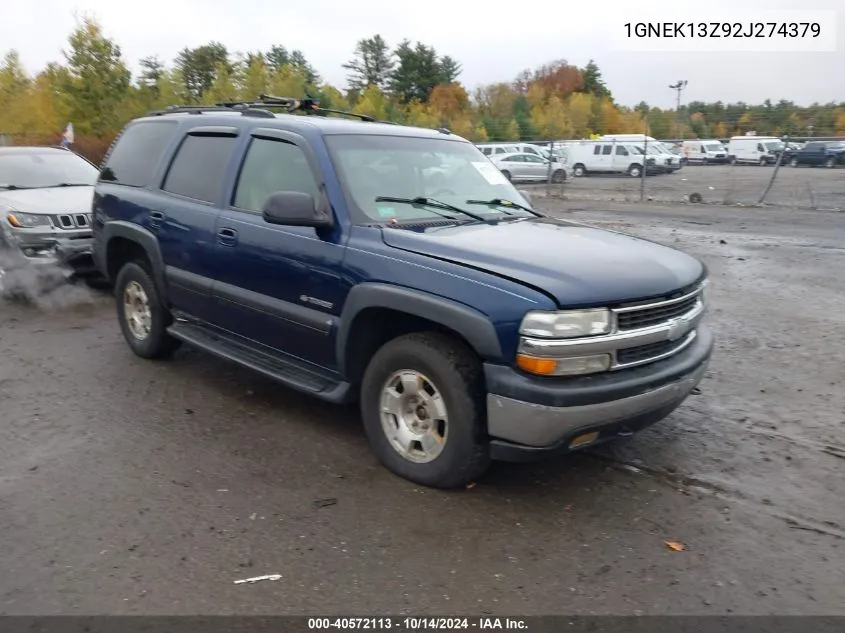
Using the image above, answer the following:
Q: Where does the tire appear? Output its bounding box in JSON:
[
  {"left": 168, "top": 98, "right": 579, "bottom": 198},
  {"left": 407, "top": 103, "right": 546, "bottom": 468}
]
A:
[
  {"left": 115, "top": 261, "right": 181, "bottom": 359},
  {"left": 729, "top": 156, "right": 738, "bottom": 166},
  {"left": 360, "top": 332, "right": 490, "bottom": 489},
  {"left": 572, "top": 164, "right": 586, "bottom": 177},
  {"left": 500, "top": 170, "right": 512, "bottom": 181},
  {"left": 759, "top": 156, "right": 768, "bottom": 166},
  {"left": 551, "top": 169, "right": 565, "bottom": 184},
  {"left": 825, "top": 157, "right": 835, "bottom": 168},
  {"left": 790, "top": 157, "right": 799, "bottom": 167},
  {"left": 628, "top": 164, "right": 642, "bottom": 178}
]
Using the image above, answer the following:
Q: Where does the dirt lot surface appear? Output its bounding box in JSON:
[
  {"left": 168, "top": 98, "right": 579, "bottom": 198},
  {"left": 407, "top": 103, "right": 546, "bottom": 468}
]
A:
[
  {"left": 1, "top": 201, "right": 844, "bottom": 616},
  {"left": 531, "top": 164, "right": 845, "bottom": 210}
]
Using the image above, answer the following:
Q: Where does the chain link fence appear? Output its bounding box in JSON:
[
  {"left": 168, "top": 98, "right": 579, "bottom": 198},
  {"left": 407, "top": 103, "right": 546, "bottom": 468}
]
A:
[{"left": 3, "top": 131, "right": 843, "bottom": 211}]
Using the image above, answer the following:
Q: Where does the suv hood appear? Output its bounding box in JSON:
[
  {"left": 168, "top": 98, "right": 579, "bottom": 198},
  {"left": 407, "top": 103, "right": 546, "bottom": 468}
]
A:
[
  {"left": 0, "top": 186, "right": 94, "bottom": 214},
  {"left": 381, "top": 218, "right": 704, "bottom": 307}
]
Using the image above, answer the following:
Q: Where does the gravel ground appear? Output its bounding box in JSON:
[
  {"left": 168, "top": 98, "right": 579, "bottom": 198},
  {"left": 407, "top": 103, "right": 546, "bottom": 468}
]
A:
[
  {"left": 528, "top": 164, "right": 845, "bottom": 210},
  {"left": 1, "top": 201, "right": 843, "bottom": 616}
]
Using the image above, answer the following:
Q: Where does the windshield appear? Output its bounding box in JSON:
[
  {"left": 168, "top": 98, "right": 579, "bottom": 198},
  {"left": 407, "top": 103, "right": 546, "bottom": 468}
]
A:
[
  {"left": 827, "top": 142, "right": 845, "bottom": 150},
  {"left": 764, "top": 141, "right": 785, "bottom": 151},
  {"left": 325, "top": 135, "right": 534, "bottom": 224},
  {"left": 0, "top": 151, "right": 98, "bottom": 189},
  {"left": 704, "top": 143, "right": 725, "bottom": 152}
]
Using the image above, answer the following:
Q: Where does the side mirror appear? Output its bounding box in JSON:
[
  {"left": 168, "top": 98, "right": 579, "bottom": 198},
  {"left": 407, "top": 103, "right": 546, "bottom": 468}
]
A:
[{"left": 261, "top": 191, "right": 332, "bottom": 228}]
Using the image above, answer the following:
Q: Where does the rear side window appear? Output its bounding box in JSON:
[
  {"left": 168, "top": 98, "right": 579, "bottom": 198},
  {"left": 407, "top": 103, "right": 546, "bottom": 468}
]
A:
[
  {"left": 602, "top": 145, "right": 613, "bottom": 155},
  {"left": 163, "top": 134, "right": 238, "bottom": 204},
  {"left": 99, "top": 121, "right": 176, "bottom": 187}
]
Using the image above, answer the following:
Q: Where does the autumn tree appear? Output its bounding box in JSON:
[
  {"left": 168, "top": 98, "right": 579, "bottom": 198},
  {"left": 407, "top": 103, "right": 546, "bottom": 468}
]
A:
[
  {"left": 61, "top": 17, "right": 131, "bottom": 135},
  {"left": 353, "top": 84, "right": 389, "bottom": 120},
  {"left": 579, "top": 60, "right": 611, "bottom": 101},
  {"left": 343, "top": 35, "right": 395, "bottom": 92}
]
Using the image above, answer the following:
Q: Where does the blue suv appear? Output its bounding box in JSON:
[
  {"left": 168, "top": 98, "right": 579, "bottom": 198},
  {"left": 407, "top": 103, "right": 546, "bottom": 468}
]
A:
[{"left": 92, "top": 96, "right": 713, "bottom": 488}]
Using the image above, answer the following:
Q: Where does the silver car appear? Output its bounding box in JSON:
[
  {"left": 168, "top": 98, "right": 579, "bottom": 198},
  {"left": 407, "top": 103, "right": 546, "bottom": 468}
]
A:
[
  {"left": 0, "top": 147, "right": 99, "bottom": 278},
  {"left": 490, "top": 152, "right": 568, "bottom": 183}
]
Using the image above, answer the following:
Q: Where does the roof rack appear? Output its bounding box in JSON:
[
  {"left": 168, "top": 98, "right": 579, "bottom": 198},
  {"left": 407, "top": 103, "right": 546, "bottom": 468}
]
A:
[{"left": 146, "top": 94, "right": 398, "bottom": 125}]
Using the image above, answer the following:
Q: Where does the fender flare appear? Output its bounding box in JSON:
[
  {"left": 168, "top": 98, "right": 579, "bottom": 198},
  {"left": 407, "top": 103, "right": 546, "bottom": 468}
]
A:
[
  {"left": 335, "top": 283, "right": 504, "bottom": 378},
  {"left": 101, "top": 221, "right": 168, "bottom": 300}
]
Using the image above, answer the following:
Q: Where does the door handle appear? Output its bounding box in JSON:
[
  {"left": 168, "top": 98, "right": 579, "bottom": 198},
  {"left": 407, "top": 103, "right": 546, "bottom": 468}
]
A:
[
  {"left": 217, "top": 227, "right": 238, "bottom": 246},
  {"left": 149, "top": 211, "right": 166, "bottom": 228}
]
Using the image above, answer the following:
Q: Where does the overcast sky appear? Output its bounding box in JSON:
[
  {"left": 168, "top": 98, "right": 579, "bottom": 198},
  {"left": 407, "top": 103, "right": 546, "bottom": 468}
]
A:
[{"left": 2, "top": 0, "right": 843, "bottom": 108}]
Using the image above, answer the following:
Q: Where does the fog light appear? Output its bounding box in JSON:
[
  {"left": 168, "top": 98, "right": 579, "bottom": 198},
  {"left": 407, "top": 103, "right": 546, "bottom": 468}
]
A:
[
  {"left": 516, "top": 353, "right": 611, "bottom": 376},
  {"left": 570, "top": 431, "right": 600, "bottom": 449}
]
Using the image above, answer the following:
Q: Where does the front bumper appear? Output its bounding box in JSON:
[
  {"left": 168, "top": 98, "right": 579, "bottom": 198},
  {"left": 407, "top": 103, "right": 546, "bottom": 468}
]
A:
[
  {"left": 1, "top": 224, "right": 96, "bottom": 275},
  {"left": 484, "top": 327, "right": 713, "bottom": 461}
]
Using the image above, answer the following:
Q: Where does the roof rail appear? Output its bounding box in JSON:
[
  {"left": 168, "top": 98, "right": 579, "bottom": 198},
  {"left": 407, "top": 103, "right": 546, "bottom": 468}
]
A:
[{"left": 146, "top": 94, "right": 400, "bottom": 125}]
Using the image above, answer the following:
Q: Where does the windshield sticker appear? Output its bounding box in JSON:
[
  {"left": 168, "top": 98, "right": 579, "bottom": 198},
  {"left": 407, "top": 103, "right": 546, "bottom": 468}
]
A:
[
  {"left": 472, "top": 162, "right": 509, "bottom": 185},
  {"left": 376, "top": 206, "right": 397, "bottom": 218}
]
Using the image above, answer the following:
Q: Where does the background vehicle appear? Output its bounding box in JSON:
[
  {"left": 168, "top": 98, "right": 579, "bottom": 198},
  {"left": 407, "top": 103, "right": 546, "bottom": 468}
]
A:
[
  {"left": 600, "top": 134, "right": 681, "bottom": 173},
  {"left": 490, "top": 152, "right": 568, "bottom": 183},
  {"left": 789, "top": 141, "right": 845, "bottom": 168},
  {"left": 476, "top": 143, "right": 522, "bottom": 157},
  {"left": 0, "top": 146, "right": 100, "bottom": 280},
  {"left": 682, "top": 140, "right": 729, "bottom": 164},
  {"left": 567, "top": 141, "right": 654, "bottom": 177},
  {"left": 727, "top": 136, "right": 785, "bottom": 165},
  {"left": 92, "top": 96, "right": 712, "bottom": 489}
]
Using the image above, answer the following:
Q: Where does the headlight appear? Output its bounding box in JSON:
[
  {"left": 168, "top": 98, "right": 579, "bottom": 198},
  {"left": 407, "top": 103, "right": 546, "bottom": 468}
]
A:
[
  {"left": 519, "top": 308, "right": 611, "bottom": 339},
  {"left": 6, "top": 212, "right": 51, "bottom": 228}
]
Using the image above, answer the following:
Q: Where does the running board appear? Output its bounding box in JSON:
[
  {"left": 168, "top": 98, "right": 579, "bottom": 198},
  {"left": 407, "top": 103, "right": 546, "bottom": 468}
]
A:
[{"left": 167, "top": 322, "right": 353, "bottom": 404}]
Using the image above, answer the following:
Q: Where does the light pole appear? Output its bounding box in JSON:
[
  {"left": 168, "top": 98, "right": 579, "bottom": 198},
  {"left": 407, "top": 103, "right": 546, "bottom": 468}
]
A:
[{"left": 669, "top": 80, "right": 688, "bottom": 139}]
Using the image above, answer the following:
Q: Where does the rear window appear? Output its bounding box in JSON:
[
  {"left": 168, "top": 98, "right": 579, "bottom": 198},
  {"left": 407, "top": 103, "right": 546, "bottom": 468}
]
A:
[
  {"left": 162, "top": 134, "right": 238, "bottom": 204},
  {"left": 99, "top": 121, "right": 176, "bottom": 187}
]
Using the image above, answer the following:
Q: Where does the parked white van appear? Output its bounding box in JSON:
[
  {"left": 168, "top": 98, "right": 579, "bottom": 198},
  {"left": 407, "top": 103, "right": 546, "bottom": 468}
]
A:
[
  {"left": 727, "top": 136, "right": 785, "bottom": 166},
  {"left": 568, "top": 141, "right": 653, "bottom": 177},
  {"left": 600, "top": 135, "right": 681, "bottom": 173},
  {"left": 682, "top": 140, "right": 729, "bottom": 164},
  {"left": 476, "top": 143, "right": 522, "bottom": 158}
]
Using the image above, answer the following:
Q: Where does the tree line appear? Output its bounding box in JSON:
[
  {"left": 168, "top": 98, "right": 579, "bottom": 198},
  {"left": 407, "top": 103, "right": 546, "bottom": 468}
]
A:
[{"left": 1, "top": 18, "right": 843, "bottom": 163}]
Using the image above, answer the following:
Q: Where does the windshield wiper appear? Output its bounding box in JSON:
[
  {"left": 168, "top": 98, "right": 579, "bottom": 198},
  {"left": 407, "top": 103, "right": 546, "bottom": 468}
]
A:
[
  {"left": 56, "top": 183, "right": 92, "bottom": 187},
  {"left": 0, "top": 184, "right": 31, "bottom": 190},
  {"left": 374, "top": 196, "right": 488, "bottom": 222},
  {"left": 465, "top": 198, "right": 543, "bottom": 217}
]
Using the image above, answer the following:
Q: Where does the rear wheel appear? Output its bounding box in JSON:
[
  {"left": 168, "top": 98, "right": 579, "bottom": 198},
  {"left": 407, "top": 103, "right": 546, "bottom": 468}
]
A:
[
  {"left": 628, "top": 164, "right": 642, "bottom": 178},
  {"left": 825, "top": 157, "right": 836, "bottom": 168},
  {"left": 729, "top": 156, "right": 738, "bottom": 165},
  {"left": 572, "top": 164, "right": 587, "bottom": 177},
  {"left": 115, "top": 261, "right": 181, "bottom": 359},
  {"left": 551, "top": 169, "right": 565, "bottom": 183},
  {"left": 790, "top": 157, "right": 799, "bottom": 167},
  {"left": 360, "top": 332, "right": 489, "bottom": 488}
]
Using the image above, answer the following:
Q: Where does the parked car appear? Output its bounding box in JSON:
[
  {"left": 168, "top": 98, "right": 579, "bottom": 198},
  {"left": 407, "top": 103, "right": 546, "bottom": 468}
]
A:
[
  {"left": 0, "top": 146, "right": 100, "bottom": 279},
  {"left": 92, "top": 97, "right": 713, "bottom": 489},
  {"left": 727, "top": 136, "right": 785, "bottom": 165},
  {"left": 567, "top": 141, "right": 657, "bottom": 177},
  {"left": 681, "top": 140, "right": 729, "bottom": 164},
  {"left": 490, "top": 152, "right": 568, "bottom": 183},
  {"left": 788, "top": 141, "right": 845, "bottom": 168}
]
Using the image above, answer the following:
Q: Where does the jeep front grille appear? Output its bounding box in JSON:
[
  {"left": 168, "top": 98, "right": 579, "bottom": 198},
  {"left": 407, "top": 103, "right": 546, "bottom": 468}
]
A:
[{"left": 52, "top": 213, "right": 93, "bottom": 229}]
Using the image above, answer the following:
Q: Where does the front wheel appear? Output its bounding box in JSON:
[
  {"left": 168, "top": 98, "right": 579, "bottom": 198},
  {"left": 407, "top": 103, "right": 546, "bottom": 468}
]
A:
[
  {"left": 759, "top": 156, "right": 768, "bottom": 166},
  {"left": 825, "top": 157, "right": 836, "bottom": 168},
  {"left": 115, "top": 261, "right": 181, "bottom": 359},
  {"left": 551, "top": 169, "right": 565, "bottom": 183},
  {"left": 628, "top": 164, "right": 642, "bottom": 178},
  {"left": 790, "top": 157, "right": 799, "bottom": 167},
  {"left": 360, "top": 332, "right": 490, "bottom": 488},
  {"left": 572, "top": 164, "right": 587, "bottom": 177}
]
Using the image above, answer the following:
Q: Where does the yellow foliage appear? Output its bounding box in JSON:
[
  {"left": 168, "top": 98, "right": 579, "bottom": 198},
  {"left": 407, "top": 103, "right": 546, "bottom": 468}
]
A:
[
  {"left": 268, "top": 65, "right": 308, "bottom": 100},
  {"left": 428, "top": 83, "right": 469, "bottom": 121},
  {"left": 404, "top": 100, "right": 440, "bottom": 129},
  {"left": 472, "top": 123, "right": 488, "bottom": 142},
  {"left": 504, "top": 119, "right": 520, "bottom": 141},
  {"left": 567, "top": 92, "right": 593, "bottom": 138},
  {"left": 354, "top": 84, "right": 389, "bottom": 121}
]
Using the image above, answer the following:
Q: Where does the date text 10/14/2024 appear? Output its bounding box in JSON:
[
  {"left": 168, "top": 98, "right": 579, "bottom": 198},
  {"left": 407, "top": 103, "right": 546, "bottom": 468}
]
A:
[{"left": 307, "top": 618, "right": 528, "bottom": 630}]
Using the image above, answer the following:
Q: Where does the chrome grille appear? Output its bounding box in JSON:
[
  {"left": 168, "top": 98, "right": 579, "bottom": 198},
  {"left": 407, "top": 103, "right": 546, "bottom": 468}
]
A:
[
  {"left": 616, "top": 293, "right": 699, "bottom": 331},
  {"left": 616, "top": 332, "right": 696, "bottom": 368},
  {"left": 52, "top": 213, "right": 93, "bottom": 229}
]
